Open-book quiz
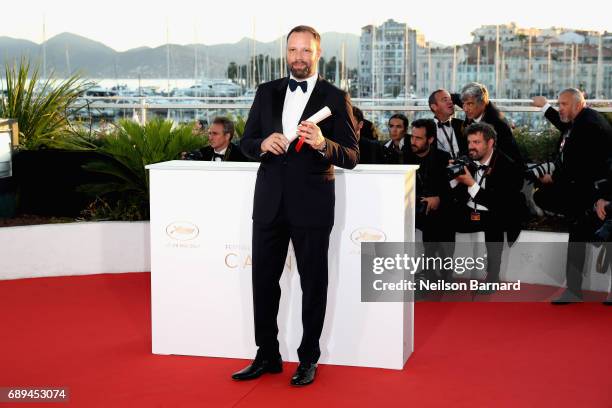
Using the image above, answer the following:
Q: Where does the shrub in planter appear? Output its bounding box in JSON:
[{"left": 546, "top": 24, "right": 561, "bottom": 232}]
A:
[
  {"left": 0, "top": 58, "right": 92, "bottom": 150},
  {"left": 79, "top": 118, "right": 206, "bottom": 220},
  {"left": 513, "top": 126, "right": 560, "bottom": 163}
]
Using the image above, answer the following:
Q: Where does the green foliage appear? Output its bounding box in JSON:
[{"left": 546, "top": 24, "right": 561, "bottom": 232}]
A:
[
  {"left": 513, "top": 126, "right": 560, "bottom": 163},
  {"left": 79, "top": 118, "right": 206, "bottom": 220},
  {"left": 0, "top": 58, "right": 93, "bottom": 149},
  {"left": 45, "top": 124, "right": 106, "bottom": 151},
  {"left": 226, "top": 114, "right": 246, "bottom": 139},
  {"left": 79, "top": 195, "right": 146, "bottom": 222}
]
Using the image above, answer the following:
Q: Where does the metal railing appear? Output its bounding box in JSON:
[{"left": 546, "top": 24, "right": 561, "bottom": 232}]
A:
[{"left": 26, "top": 95, "right": 612, "bottom": 133}]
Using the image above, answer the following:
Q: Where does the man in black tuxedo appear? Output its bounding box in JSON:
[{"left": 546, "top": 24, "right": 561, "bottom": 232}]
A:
[
  {"left": 532, "top": 90, "right": 612, "bottom": 303},
  {"left": 383, "top": 113, "right": 409, "bottom": 164},
  {"left": 451, "top": 122, "right": 525, "bottom": 293},
  {"left": 428, "top": 89, "right": 467, "bottom": 159},
  {"left": 232, "top": 25, "right": 359, "bottom": 386},
  {"left": 453, "top": 82, "right": 523, "bottom": 167},
  {"left": 181, "top": 117, "right": 247, "bottom": 162},
  {"left": 353, "top": 106, "right": 385, "bottom": 164},
  {"left": 405, "top": 119, "right": 454, "bottom": 283}
]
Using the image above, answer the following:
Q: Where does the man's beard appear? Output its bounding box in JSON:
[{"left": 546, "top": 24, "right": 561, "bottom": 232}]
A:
[
  {"left": 290, "top": 61, "right": 312, "bottom": 79},
  {"left": 411, "top": 145, "right": 427, "bottom": 155},
  {"left": 468, "top": 149, "right": 482, "bottom": 161}
]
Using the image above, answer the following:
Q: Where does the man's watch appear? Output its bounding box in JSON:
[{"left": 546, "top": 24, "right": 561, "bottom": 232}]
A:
[{"left": 316, "top": 139, "right": 327, "bottom": 152}]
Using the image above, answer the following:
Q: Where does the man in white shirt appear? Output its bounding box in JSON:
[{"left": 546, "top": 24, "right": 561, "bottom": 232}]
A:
[
  {"left": 450, "top": 122, "right": 525, "bottom": 293},
  {"left": 383, "top": 113, "right": 409, "bottom": 164},
  {"left": 428, "top": 89, "right": 467, "bottom": 159},
  {"left": 234, "top": 25, "right": 359, "bottom": 386}
]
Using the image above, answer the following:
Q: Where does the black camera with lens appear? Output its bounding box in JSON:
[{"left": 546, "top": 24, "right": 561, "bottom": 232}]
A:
[
  {"left": 595, "top": 202, "right": 612, "bottom": 242},
  {"left": 416, "top": 198, "right": 428, "bottom": 216},
  {"left": 524, "top": 161, "right": 555, "bottom": 185},
  {"left": 594, "top": 171, "right": 612, "bottom": 242},
  {"left": 183, "top": 150, "right": 204, "bottom": 161},
  {"left": 446, "top": 155, "right": 477, "bottom": 180}
]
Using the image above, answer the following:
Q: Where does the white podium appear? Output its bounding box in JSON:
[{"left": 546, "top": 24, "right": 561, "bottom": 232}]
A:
[{"left": 146, "top": 161, "right": 417, "bottom": 369}]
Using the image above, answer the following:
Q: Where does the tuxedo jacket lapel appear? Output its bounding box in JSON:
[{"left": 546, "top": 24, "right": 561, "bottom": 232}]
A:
[
  {"left": 299, "top": 76, "right": 326, "bottom": 123},
  {"left": 272, "top": 77, "right": 289, "bottom": 133}
]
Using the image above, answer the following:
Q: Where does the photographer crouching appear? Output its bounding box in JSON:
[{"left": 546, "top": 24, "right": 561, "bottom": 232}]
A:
[
  {"left": 532, "top": 90, "right": 612, "bottom": 304},
  {"left": 405, "top": 119, "right": 455, "bottom": 285},
  {"left": 449, "top": 122, "right": 525, "bottom": 294}
]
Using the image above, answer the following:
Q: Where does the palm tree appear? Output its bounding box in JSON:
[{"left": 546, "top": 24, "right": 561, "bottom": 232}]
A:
[{"left": 0, "top": 57, "right": 93, "bottom": 150}]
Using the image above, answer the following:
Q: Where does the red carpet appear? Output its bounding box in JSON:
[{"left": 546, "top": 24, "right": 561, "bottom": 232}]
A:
[{"left": 1, "top": 273, "right": 611, "bottom": 407}]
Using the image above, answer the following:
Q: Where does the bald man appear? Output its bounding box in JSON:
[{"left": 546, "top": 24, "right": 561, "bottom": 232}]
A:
[{"left": 533, "top": 89, "right": 612, "bottom": 304}]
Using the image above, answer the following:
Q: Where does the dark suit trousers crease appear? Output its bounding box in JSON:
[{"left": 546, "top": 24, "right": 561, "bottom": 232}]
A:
[
  {"left": 454, "top": 207, "right": 504, "bottom": 282},
  {"left": 534, "top": 184, "right": 605, "bottom": 292},
  {"left": 252, "top": 204, "right": 332, "bottom": 364}
]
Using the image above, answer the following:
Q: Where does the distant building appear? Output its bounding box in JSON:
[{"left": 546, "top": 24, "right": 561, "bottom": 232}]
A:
[
  {"left": 359, "top": 21, "right": 612, "bottom": 99},
  {"left": 358, "top": 19, "right": 425, "bottom": 98}
]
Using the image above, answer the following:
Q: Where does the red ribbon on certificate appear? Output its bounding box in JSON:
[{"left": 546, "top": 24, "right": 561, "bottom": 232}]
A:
[
  {"left": 295, "top": 136, "right": 306, "bottom": 152},
  {"left": 294, "top": 107, "right": 332, "bottom": 152}
]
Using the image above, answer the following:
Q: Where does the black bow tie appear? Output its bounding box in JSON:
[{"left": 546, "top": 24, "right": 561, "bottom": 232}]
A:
[
  {"left": 438, "top": 120, "right": 451, "bottom": 128},
  {"left": 213, "top": 152, "right": 224, "bottom": 160},
  {"left": 289, "top": 79, "right": 308, "bottom": 93},
  {"left": 477, "top": 164, "right": 489, "bottom": 172}
]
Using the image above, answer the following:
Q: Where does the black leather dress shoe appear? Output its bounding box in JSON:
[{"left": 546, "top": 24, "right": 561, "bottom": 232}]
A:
[
  {"left": 290, "top": 363, "right": 317, "bottom": 386},
  {"left": 231, "top": 357, "right": 283, "bottom": 381}
]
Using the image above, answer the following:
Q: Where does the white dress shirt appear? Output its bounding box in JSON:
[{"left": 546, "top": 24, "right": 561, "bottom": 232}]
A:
[
  {"left": 212, "top": 147, "right": 227, "bottom": 162},
  {"left": 449, "top": 150, "right": 492, "bottom": 211},
  {"left": 467, "top": 152, "right": 492, "bottom": 211},
  {"left": 384, "top": 138, "right": 405, "bottom": 150},
  {"left": 282, "top": 72, "right": 318, "bottom": 143},
  {"left": 434, "top": 117, "right": 459, "bottom": 158}
]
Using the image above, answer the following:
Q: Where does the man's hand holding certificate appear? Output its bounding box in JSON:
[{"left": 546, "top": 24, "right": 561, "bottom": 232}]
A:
[{"left": 295, "top": 107, "right": 332, "bottom": 152}]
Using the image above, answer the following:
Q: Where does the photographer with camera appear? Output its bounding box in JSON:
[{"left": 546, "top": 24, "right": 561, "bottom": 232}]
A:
[
  {"left": 532, "top": 90, "right": 612, "bottom": 304},
  {"left": 181, "top": 117, "right": 247, "bottom": 162},
  {"left": 406, "top": 119, "right": 455, "bottom": 283},
  {"left": 449, "top": 122, "right": 525, "bottom": 293}
]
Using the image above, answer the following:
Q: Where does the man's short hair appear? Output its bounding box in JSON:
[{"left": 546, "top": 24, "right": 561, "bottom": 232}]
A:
[
  {"left": 287, "top": 25, "right": 321, "bottom": 45},
  {"left": 352, "top": 106, "right": 364, "bottom": 123},
  {"left": 388, "top": 113, "right": 408, "bottom": 130},
  {"left": 559, "top": 87, "right": 586, "bottom": 104},
  {"left": 428, "top": 89, "right": 446, "bottom": 112},
  {"left": 212, "top": 116, "right": 235, "bottom": 140},
  {"left": 411, "top": 118, "right": 437, "bottom": 140},
  {"left": 465, "top": 122, "right": 497, "bottom": 145},
  {"left": 461, "top": 82, "right": 489, "bottom": 105}
]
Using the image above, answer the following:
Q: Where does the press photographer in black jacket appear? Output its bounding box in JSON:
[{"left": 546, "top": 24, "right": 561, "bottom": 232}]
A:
[
  {"left": 532, "top": 90, "right": 612, "bottom": 303},
  {"left": 406, "top": 119, "right": 455, "bottom": 282}
]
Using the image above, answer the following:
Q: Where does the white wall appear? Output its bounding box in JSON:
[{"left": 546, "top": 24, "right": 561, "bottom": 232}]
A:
[
  {"left": 416, "top": 229, "right": 611, "bottom": 293},
  {"left": 0, "top": 221, "right": 150, "bottom": 280}
]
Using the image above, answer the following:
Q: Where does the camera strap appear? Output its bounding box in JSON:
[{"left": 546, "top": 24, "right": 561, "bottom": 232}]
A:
[
  {"left": 470, "top": 154, "right": 496, "bottom": 216},
  {"left": 439, "top": 125, "right": 457, "bottom": 159}
]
